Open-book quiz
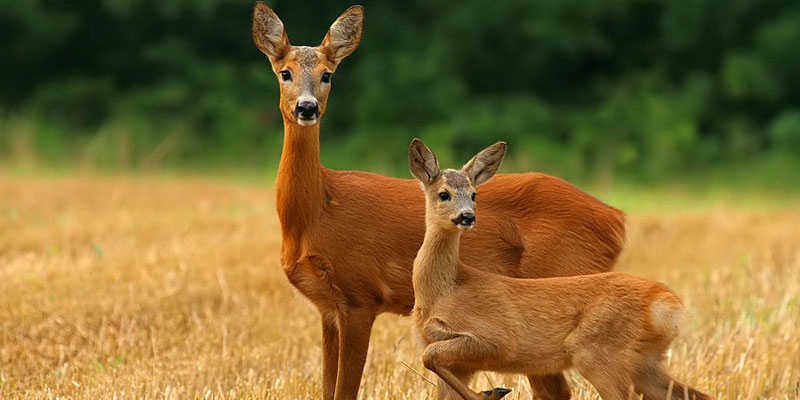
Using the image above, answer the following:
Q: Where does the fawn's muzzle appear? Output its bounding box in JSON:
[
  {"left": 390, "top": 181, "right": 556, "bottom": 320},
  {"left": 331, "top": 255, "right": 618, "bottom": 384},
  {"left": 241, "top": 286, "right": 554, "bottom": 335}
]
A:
[{"left": 452, "top": 211, "right": 475, "bottom": 227}]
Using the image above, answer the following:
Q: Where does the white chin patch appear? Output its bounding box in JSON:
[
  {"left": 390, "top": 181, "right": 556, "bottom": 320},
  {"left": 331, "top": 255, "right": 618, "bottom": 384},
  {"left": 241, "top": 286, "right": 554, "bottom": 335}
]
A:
[
  {"left": 458, "top": 224, "right": 474, "bottom": 231},
  {"left": 297, "top": 118, "right": 318, "bottom": 126}
]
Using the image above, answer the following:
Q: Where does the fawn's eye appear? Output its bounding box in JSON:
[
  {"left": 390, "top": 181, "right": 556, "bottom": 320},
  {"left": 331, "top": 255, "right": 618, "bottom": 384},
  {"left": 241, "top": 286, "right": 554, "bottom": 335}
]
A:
[
  {"left": 471, "top": 192, "right": 476, "bottom": 202},
  {"left": 280, "top": 70, "right": 292, "bottom": 82},
  {"left": 438, "top": 192, "right": 450, "bottom": 201},
  {"left": 321, "top": 72, "right": 332, "bottom": 83}
]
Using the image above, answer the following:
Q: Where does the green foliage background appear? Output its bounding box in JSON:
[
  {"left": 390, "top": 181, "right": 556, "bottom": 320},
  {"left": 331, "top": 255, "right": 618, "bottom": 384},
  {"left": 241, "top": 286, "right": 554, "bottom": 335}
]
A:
[{"left": 1, "top": 0, "right": 799, "bottom": 185}]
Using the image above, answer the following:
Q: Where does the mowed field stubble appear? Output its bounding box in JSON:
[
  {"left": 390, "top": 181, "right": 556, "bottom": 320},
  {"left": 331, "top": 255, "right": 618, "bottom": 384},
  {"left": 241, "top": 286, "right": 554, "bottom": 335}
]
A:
[{"left": 1, "top": 172, "right": 798, "bottom": 399}]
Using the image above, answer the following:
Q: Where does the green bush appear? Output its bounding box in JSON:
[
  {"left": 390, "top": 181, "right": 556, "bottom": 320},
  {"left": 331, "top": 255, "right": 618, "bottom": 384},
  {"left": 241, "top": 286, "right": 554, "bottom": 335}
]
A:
[{"left": 1, "top": 0, "right": 799, "bottom": 182}]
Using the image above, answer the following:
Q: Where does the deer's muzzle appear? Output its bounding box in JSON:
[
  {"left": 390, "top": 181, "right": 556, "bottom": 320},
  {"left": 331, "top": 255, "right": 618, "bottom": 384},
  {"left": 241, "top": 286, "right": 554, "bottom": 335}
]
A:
[{"left": 294, "top": 99, "right": 320, "bottom": 124}]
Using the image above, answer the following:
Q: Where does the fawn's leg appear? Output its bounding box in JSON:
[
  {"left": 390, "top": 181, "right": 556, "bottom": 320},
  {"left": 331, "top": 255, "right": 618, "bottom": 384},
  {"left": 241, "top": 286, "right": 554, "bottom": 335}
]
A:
[
  {"left": 578, "top": 366, "right": 635, "bottom": 400},
  {"left": 633, "top": 360, "right": 676, "bottom": 400},
  {"left": 666, "top": 382, "right": 714, "bottom": 400},
  {"left": 333, "top": 308, "right": 376, "bottom": 400},
  {"left": 437, "top": 367, "right": 474, "bottom": 400},
  {"left": 633, "top": 361, "right": 714, "bottom": 400},
  {"left": 528, "top": 373, "right": 572, "bottom": 400},
  {"left": 422, "top": 336, "right": 511, "bottom": 400},
  {"left": 321, "top": 314, "right": 339, "bottom": 400}
]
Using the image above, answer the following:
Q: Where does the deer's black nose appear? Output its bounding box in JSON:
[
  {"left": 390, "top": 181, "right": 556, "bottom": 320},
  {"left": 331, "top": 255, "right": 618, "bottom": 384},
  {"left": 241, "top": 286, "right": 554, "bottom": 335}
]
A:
[{"left": 295, "top": 101, "right": 319, "bottom": 119}]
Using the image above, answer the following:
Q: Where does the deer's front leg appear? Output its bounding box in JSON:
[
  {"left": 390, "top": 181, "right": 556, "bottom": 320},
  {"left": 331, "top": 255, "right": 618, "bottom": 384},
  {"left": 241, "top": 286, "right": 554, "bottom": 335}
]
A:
[
  {"left": 334, "top": 308, "right": 376, "bottom": 400},
  {"left": 321, "top": 314, "right": 340, "bottom": 400}
]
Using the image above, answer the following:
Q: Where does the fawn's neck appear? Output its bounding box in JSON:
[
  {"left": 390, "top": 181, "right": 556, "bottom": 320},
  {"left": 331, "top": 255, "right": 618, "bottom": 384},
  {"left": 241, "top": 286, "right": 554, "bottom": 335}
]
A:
[
  {"left": 275, "top": 118, "right": 326, "bottom": 235},
  {"left": 413, "top": 221, "right": 462, "bottom": 307}
]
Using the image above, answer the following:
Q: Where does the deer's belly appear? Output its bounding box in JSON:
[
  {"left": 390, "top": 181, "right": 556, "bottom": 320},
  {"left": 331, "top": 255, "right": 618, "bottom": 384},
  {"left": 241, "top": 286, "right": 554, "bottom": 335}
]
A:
[{"left": 283, "top": 252, "right": 415, "bottom": 315}]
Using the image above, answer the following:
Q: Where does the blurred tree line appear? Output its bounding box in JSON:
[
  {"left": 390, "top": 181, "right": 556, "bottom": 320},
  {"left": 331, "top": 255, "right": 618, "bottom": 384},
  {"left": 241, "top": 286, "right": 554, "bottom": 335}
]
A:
[{"left": 1, "top": 0, "right": 799, "bottom": 181}]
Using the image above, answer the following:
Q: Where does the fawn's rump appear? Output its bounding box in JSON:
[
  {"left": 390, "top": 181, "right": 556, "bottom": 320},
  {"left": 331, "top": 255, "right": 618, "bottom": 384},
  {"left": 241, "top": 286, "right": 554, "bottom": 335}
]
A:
[{"left": 648, "top": 291, "right": 684, "bottom": 341}]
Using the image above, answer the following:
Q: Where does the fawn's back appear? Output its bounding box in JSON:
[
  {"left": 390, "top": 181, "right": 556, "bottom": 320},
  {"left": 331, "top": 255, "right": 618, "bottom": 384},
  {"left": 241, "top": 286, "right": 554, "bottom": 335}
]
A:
[{"left": 420, "top": 269, "right": 683, "bottom": 374}]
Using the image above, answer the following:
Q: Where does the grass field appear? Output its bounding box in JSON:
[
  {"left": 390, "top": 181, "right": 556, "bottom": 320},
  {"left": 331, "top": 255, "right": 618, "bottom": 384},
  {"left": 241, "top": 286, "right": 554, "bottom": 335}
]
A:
[{"left": 1, "top": 172, "right": 798, "bottom": 399}]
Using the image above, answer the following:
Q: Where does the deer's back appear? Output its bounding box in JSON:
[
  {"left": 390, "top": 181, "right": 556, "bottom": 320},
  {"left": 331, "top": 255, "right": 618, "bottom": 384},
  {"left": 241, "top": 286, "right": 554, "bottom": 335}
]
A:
[{"left": 281, "top": 169, "right": 626, "bottom": 315}]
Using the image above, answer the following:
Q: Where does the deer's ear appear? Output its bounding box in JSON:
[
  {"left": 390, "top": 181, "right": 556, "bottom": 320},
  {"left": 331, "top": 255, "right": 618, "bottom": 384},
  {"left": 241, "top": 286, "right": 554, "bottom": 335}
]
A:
[
  {"left": 252, "top": 2, "right": 290, "bottom": 63},
  {"left": 409, "top": 138, "right": 440, "bottom": 185},
  {"left": 320, "top": 5, "right": 364, "bottom": 65},
  {"left": 463, "top": 141, "right": 506, "bottom": 186}
]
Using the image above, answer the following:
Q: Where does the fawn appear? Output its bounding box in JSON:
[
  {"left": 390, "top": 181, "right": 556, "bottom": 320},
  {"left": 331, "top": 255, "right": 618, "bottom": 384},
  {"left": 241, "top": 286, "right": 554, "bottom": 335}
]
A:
[
  {"left": 410, "top": 138, "right": 712, "bottom": 400},
  {"left": 252, "top": 3, "right": 626, "bottom": 399}
]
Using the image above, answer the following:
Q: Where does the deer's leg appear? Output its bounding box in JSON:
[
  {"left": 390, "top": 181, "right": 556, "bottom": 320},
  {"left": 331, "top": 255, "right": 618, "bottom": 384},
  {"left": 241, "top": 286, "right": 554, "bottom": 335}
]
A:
[
  {"left": 333, "top": 308, "right": 376, "bottom": 400},
  {"left": 422, "top": 337, "right": 511, "bottom": 400},
  {"left": 321, "top": 314, "right": 340, "bottom": 400},
  {"left": 436, "top": 367, "right": 474, "bottom": 400},
  {"left": 528, "top": 373, "right": 572, "bottom": 400}
]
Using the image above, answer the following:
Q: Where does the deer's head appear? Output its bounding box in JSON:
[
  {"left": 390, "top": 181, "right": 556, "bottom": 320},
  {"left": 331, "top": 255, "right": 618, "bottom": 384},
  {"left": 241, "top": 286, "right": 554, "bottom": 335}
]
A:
[
  {"left": 409, "top": 139, "right": 506, "bottom": 232},
  {"left": 252, "top": 3, "right": 363, "bottom": 126}
]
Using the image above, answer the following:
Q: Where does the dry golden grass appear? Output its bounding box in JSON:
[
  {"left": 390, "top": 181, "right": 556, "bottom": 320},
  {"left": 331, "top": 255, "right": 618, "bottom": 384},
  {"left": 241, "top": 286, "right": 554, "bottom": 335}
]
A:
[{"left": 1, "top": 172, "right": 798, "bottom": 399}]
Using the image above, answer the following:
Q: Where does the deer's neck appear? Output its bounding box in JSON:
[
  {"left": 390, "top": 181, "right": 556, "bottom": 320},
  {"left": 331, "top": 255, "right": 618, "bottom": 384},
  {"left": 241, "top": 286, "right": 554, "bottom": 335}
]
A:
[
  {"left": 275, "top": 119, "right": 326, "bottom": 235},
  {"left": 413, "top": 222, "right": 462, "bottom": 307}
]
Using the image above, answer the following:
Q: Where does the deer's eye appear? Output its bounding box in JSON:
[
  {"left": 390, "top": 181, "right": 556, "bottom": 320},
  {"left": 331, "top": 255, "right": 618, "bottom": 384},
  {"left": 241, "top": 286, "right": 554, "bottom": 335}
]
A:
[
  {"left": 439, "top": 192, "right": 450, "bottom": 201},
  {"left": 280, "top": 70, "right": 292, "bottom": 82},
  {"left": 321, "top": 72, "right": 332, "bottom": 83},
  {"left": 471, "top": 192, "right": 476, "bottom": 202}
]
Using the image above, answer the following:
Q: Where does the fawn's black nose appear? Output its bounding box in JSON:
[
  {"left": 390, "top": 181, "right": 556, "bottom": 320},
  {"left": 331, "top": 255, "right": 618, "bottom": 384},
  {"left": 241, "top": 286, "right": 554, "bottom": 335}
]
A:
[
  {"left": 452, "top": 212, "right": 475, "bottom": 226},
  {"left": 295, "top": 100, "right": 319, "bottom": 120}
]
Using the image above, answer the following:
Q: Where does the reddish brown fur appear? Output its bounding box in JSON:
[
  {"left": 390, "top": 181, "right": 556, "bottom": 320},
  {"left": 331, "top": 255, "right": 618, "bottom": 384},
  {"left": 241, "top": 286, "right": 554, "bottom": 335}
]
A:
[
  {"left": 252, "top": 3, "right": 626, "bottom": 399},
  {"left": 410, "top": 141, "right": 712, "bottom": 400}
]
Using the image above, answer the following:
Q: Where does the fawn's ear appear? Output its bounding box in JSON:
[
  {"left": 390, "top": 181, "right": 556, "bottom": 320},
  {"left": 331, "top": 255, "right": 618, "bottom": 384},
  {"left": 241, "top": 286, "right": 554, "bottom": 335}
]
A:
[
  {"left": 252, "top": 2, "right": 290, "bottom": 63},
  {"left": 463, "top": 141, "right": 506, "bottom": 186},
  {"left": 320, "top": 5, "right": 364, "bottom": 65},
  {"left": 409, "top": 138, "right": 440, "bottom": 185}
]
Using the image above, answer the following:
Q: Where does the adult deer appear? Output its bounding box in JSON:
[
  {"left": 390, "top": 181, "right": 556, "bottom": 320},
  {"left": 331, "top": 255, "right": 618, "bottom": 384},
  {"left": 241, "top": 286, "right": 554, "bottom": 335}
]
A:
[
  {"left": 409, "top": 138, "right": 712, "bottom": 400},
  {"left": 251, "top": 3, "right": 626, "bottom": 399}
]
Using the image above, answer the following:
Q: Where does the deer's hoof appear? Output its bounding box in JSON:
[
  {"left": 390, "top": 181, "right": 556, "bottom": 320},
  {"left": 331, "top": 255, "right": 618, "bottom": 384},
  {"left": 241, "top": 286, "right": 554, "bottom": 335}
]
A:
[{"left": 481, "top": 387, "right": 512, "bottom": 400}]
